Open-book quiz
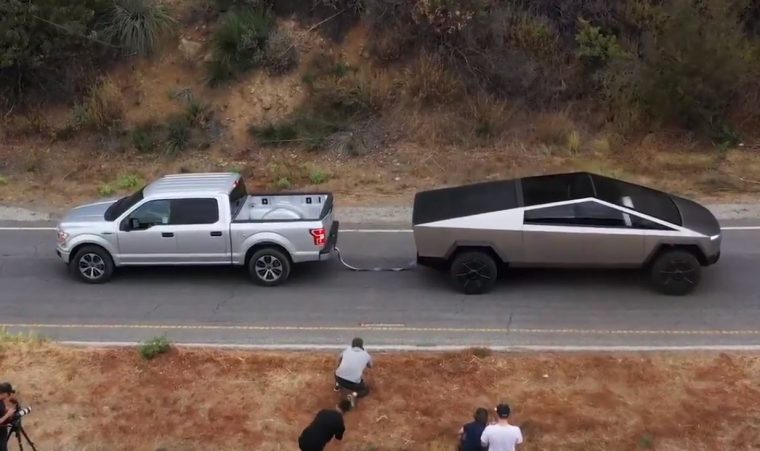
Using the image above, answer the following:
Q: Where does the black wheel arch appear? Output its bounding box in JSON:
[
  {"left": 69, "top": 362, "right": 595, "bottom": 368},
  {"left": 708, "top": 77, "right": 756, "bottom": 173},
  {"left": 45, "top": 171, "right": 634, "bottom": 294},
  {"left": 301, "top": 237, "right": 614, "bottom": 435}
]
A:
[
  {"left": 446, "top": 244, "right": 506, "bottom": 266},
  {"left": 644, "top": 244, "right": 708, "bottom": 267}
]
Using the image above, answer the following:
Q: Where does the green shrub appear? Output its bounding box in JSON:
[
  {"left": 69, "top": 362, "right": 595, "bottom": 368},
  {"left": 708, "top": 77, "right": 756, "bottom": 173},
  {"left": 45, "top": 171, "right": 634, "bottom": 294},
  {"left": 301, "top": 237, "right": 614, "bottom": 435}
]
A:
[
  {"left": 101, "top": 0, "right": 176, "bottom": 56},
  {"left": 0, "top": 0, "right": 103, "bottom": 100},
  {"left": 251, "top": 115, "right": 344, "bottom": 150},
  {"left": 184, "top": 98, "right": 213, "bottom": 128},
  {"left": 0, "top": 175, "right": 7, "bottom": 186},
  {"left": 206, "top": 7, "right": 273, "bottom": 85},
  {"left": 506, "top": 7, "right": 560, "bottom": 60},
  {"left": 165, "top": 115, "right": 191, "bottom": 154},
  {"left": 309, "top": 169, "right": 329, "bottom": 185},
  {"left": 139, "top": 335, "right": 171, "bottom": 360},
  {"left": 264, "top": 29, "right": 298, "bottom": 75},
  {"left": 0, "top": 327, "right": 45, "bottom": 345},
  {"left": 131, "top": 122, "right": 162, "bottom": 152},
  {"left": 275, "top": 177, "right": 292, "bottom": 190},
  {"left": 116, "top": 174, "right": 143, "bottom": 190},
  {"left": 98, "top": 184, "right": 115, "bottom": 196},
  {"left": 576, "top": 18, "right": 622, "bottom": 69},
  {"left": 249, "top": 123, "right": 298, "bottom": 144},
  {"left": 604, "top": 0, "right": 753, "bottom": 135}
]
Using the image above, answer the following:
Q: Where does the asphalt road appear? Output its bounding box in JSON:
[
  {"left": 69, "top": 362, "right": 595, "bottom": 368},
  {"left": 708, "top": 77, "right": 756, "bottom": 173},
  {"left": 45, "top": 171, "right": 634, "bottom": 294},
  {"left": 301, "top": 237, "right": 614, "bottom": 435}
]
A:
[{"left": 1, "top": 223, "right": 760, "bottom": 348}]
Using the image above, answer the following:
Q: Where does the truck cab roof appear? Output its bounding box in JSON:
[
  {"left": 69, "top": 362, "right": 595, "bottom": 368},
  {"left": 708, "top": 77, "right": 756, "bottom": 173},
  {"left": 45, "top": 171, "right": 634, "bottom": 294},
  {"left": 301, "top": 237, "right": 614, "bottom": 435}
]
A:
[{"left": 143, "top": 173, "right": 241, "bottom": 198}]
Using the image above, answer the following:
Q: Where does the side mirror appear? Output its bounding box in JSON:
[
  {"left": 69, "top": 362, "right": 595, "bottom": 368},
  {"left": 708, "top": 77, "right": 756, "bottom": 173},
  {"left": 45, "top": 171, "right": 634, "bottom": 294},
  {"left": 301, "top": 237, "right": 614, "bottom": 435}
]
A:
[{"left": 130, "top": 218, "right": 141, "bottom": 230}]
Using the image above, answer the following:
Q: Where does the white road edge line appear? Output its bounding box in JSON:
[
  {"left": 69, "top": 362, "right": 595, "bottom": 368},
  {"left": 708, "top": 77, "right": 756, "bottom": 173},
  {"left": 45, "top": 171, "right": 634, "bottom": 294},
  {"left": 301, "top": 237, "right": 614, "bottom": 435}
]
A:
[
  {"left": 3, "top": 226, "right": 760, "bottom": 232},
  {"left": 58, "top": 341, "right": 760, "bottom": 352}
]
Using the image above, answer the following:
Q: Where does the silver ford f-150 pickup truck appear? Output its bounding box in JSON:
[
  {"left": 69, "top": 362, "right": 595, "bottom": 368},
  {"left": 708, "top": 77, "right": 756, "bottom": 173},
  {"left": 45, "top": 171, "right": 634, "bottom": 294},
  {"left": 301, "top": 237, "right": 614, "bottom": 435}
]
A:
[{"left": 56, "top": 172, "right": 339, "bottom": 285}]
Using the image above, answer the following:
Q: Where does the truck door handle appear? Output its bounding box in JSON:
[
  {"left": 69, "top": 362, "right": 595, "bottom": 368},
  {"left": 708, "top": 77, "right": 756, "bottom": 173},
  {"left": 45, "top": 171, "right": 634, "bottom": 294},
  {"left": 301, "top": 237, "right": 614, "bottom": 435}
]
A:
[
  {"left": 161, "top": 232, "right": 174, "bottom": 238},
  {"left": 210, "top": 231, "right": 222, "bottom": 237}
]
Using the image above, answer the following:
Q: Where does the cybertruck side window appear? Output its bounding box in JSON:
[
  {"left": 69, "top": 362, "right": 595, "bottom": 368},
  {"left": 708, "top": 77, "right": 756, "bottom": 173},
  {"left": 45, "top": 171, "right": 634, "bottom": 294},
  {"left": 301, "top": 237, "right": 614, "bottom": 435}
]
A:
[
  {"left": 521, "top": 173, "right": 594, "bottom": 206},
  {"left": 525, "top": 201, "right": 678, "bottom": 230},
  {"left": 629, "top": 215, "right": 676, "bottom": 231},
  {"left": 524, "top": 201, "right": 627, "bottom": 228}
]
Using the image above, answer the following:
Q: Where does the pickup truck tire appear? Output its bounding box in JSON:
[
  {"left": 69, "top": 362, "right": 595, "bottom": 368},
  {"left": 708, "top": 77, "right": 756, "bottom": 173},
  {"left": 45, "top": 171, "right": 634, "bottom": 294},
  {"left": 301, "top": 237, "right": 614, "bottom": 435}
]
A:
[
  {"left": 248, "top": 247, "right": 291, "bottom": 286},
  {"left": 449, "top": 251, "right": 498, "bottom": 295},
  {"left": 649, "top": 249, "right": 701, "bottom": 296},
  {"left": 70, "top": 245, "right": 114, "bottom": 284}
]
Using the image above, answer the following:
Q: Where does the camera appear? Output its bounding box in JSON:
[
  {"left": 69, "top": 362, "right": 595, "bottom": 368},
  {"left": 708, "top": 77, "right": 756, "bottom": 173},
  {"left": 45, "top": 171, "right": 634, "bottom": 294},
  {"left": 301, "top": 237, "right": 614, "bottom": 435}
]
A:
[{"left": 13, "top": 405, "right": 32, "bottom": 420}]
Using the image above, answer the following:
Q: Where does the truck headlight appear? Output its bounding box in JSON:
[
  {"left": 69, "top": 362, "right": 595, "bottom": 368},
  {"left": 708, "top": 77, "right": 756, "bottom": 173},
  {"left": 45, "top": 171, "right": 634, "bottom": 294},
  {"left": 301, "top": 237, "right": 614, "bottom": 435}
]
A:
[
  {"left": 710, "top": 234, "right": 720, "bottom": 241},
  {"left": 57, "top": 230, "right": 70, "bottom": 244}
]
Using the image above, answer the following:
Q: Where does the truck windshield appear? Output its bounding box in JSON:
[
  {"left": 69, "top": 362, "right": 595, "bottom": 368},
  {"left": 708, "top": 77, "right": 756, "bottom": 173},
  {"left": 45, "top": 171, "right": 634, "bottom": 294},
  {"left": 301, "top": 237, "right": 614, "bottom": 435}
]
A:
[
  {"left": 229, "top": 177, "right": 248, "bottom": 218},
  {"left": 104, "top": 188, "right": 144, "bottom": 221}
]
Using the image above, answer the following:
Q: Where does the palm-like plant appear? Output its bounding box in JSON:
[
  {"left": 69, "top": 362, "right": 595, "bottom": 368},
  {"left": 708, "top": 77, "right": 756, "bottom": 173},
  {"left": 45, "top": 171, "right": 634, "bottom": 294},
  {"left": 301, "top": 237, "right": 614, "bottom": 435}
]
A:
[{"left": 102, "top": 0, "right": 176, "bottom": 56}]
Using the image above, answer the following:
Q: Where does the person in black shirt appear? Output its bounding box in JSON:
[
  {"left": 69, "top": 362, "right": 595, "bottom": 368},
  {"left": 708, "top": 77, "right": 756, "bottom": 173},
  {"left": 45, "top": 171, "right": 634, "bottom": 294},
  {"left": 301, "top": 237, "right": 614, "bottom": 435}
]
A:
[
  {"left": 459, "top": 407, "right": 489, "bottom": 451},
  {"left": 298, "top": 399, "right": 352, "bottom": 451},
  {"left": 0, "top": 383, "right": 18, "bottom": 451}
]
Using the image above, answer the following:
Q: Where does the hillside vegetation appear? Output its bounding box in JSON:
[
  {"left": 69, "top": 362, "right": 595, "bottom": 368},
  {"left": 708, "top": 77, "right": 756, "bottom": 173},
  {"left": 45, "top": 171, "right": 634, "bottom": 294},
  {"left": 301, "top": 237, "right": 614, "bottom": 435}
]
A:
[{"left": 2, "top": 0, "right": 760, "bottom": 207}]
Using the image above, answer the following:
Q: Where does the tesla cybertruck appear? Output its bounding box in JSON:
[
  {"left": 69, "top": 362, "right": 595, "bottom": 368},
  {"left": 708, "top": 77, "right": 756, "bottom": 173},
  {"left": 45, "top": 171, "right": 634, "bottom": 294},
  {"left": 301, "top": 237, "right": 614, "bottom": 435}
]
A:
[{"left": 412, "top": 172, "right": 721, "bottom": 295}]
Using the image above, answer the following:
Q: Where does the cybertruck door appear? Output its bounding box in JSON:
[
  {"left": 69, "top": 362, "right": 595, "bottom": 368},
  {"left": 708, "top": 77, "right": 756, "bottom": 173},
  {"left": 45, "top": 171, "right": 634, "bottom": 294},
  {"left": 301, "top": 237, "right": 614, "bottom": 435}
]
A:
[{"left": 521, "top": 200, "right": 645, "bottom": 267}]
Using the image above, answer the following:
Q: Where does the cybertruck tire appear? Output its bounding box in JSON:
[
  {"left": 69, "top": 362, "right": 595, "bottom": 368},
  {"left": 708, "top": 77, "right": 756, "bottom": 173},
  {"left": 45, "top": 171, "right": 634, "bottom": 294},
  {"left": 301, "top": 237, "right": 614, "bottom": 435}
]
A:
[
  {"left": 649, "top": 249, "right": 701, "bottom": 296},
  {"left": 449, "top": 251, "right": 498, "bottom": 295},
  {"left": 70, "top": 245, "right": 114, "bottom": 284},
  {"left": 248, "top": 247, "right": 291, "bottom": 286}
]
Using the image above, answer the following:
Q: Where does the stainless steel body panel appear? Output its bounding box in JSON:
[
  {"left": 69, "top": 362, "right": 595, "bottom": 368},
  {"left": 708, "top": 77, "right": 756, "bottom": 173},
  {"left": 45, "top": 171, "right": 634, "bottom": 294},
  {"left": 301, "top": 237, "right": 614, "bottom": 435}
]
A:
[
  {"left": 518, "top": 225, "right": 644, "bottom": 267},
  {"left": 413, "top": 174, "right": 721, "bottom": 270}
]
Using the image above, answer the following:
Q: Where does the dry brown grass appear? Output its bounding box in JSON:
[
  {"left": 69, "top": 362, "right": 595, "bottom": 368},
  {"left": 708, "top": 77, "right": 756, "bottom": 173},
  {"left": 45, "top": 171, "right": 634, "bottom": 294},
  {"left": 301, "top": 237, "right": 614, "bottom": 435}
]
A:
[
  {"left": 81, "top": 78, "right": 124, "bottom": 130},
  {"left": 2, "top": 344, "right": 760, "bottom": 450},
  {"left": 533, "top": 112, "right": 576, "bottom": 147},
  {"left": 402, "top": 53, "right": 465, "bottom": 107}
]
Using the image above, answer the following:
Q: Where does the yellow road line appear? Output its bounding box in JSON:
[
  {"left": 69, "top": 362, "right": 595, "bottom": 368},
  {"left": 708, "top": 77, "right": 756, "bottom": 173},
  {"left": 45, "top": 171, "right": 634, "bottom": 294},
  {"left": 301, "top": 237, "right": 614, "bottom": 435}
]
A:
[{"left": 2, "top": 323, "right": 760, "bottom": 336}]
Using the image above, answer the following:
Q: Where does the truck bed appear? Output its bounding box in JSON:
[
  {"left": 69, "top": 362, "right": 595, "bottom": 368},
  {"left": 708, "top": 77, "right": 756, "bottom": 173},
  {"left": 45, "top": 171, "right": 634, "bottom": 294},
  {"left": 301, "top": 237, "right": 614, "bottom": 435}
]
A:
[{"left": 233, "top": 193, "right": 333, "bottom": 222}]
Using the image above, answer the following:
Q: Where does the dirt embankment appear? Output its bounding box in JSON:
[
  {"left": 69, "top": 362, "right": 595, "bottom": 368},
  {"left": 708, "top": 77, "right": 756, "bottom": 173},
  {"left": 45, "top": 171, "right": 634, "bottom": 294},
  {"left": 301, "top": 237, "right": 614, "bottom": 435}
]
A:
[{"left": 1, "top": 344, "right": 760, "bottom": 450}]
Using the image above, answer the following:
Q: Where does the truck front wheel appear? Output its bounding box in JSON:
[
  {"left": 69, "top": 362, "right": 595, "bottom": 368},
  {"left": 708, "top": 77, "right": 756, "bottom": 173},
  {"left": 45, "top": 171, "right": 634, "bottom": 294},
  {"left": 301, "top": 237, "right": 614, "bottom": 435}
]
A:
[
  {"left": 248, "top": 248, "right": 292, "bottom": 286},
  {"left": 649, "top": 249, "right": 701, "bottom": 295},
  {"left": 70, "top": 245, "right": 114, "bottom": 284},
  {"left": 449, "top": 251, "right": 498, "bottom": 295}
]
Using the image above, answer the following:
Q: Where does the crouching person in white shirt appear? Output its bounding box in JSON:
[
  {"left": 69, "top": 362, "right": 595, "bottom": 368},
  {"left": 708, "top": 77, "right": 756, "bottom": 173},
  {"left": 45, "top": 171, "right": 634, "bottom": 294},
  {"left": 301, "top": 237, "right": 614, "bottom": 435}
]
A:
[
  {"left": 334, "top": 337, "right": 373, "bottom": 404},
  {"left": 481, "top": 403, "right": 523, "bottom": 451}
]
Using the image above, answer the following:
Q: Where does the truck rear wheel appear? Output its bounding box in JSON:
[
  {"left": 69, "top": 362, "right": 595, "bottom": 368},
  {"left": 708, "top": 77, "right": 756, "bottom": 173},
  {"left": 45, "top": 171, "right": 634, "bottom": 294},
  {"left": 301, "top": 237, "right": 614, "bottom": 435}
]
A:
[
  {"left": 449, "top": 251, "right": 498, "bottom": 295},
  {"left": 248, "top": 247, "right": 291, "bottom": 286},
  {"left": 649, "top": 249, "right": 701, "bottom": 296},
  {"left": 70, "top": 245, "right": 114, "bottom": 284}
]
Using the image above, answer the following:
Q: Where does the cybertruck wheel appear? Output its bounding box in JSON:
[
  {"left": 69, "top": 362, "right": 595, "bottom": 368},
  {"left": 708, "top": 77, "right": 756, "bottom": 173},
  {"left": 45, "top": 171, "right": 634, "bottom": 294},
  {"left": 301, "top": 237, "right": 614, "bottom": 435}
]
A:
[
  {"left": 449, "top": 251, "right": 498, "bottom": 295},
  {"left": 70, "top": 245, "right": 114, "bottom": 284},
  {"left": 248, "top": 247, "right": 291, "bottom": 286},
  {"left": 649, "top": 249, "right": 701, "bottom": 296}
]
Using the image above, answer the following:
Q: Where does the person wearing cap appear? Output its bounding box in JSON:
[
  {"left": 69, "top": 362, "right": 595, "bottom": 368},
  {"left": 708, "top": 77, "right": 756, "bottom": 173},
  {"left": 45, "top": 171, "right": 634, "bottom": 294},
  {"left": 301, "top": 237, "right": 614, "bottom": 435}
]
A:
[
  {"left": 334, "top": 337, "right": 373, "bottom": 402},
  {"left": 458, "top": 407, "right": 489, "bottom": 451},
  {"left": 298, "top": 399, "right": 352, "bottom": 451},
  {"left": 0, "top": 382, "right": 17, "bottom": 451},
  {"left": 480, "top": 403, "right": 523, "bottom": 451}
]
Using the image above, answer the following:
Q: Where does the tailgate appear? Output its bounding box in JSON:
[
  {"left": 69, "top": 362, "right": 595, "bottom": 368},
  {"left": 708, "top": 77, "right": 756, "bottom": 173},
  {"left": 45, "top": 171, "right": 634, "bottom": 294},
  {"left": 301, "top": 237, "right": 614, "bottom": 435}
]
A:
[{"left": 321, "top": 220, "right": 340, "bottom": 255}]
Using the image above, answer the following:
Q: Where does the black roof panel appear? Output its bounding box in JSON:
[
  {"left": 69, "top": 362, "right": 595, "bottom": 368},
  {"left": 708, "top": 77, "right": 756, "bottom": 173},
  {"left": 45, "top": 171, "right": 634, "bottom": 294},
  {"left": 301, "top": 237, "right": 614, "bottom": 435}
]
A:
[{"left": 413, "top": 179, "right": 518, "bottom": 225}]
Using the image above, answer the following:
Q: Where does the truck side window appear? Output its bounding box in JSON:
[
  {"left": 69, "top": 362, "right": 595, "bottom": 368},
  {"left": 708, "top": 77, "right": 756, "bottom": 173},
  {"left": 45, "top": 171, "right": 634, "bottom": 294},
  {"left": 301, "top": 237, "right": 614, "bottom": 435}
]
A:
[
  {"left": 170, "top": 198, "right": 219, "bottom": 225},
  {"left": 128, "top": 200, "right": 171, "bottom": 230}
]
